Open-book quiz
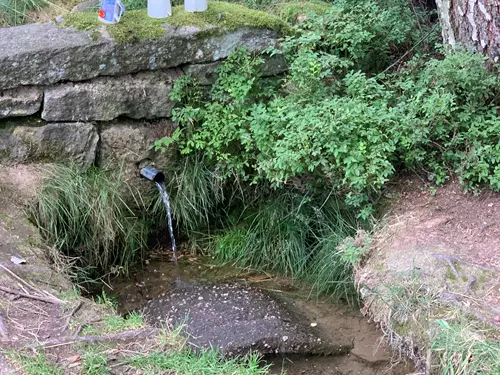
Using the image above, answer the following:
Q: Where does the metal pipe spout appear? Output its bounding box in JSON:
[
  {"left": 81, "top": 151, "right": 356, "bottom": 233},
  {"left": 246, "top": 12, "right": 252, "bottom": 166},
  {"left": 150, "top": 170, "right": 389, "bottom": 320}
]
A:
[{"left": 139, "top": 166, "right": 165, "bottom": 184}]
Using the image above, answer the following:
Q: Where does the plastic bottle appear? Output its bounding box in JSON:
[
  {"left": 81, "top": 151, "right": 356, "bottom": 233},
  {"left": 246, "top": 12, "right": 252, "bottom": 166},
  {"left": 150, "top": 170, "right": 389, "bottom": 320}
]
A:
[
  {"left": 148, "top": 0, "right": 172, "bottom": 18},
  {"left": 98, "top": 0, "right": 125, "bottom": 24},
  {"left": 184, "top": 0, "right": 207, "bottom": 12}
]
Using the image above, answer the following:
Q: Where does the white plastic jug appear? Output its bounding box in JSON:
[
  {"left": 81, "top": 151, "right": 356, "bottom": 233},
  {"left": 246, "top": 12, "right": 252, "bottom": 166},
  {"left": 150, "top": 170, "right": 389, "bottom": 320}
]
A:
[
  {"left": 185, "top": 0, "right": 207, "bottom": 12},
  {"left": 148, "top": 0, "right": 171, "bottom": 18}
]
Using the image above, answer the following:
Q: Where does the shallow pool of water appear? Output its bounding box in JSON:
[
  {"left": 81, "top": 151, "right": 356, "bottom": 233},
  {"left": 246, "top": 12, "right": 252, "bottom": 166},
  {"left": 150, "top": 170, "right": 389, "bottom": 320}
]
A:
[{"left": 104, "top": 253, "right": 414, "bottom": 375}]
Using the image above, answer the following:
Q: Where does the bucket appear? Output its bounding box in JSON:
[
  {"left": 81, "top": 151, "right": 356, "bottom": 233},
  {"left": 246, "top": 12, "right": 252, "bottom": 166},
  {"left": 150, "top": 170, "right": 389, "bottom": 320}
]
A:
[
  {"left": 98, "top": 0, "right": 125, "bottom": 24},
  {"left": 148, "top": 0, "right": 172, "bottom": 18},
  {"left": 184, "top": 0, "right": 207, "bottom": 12}
]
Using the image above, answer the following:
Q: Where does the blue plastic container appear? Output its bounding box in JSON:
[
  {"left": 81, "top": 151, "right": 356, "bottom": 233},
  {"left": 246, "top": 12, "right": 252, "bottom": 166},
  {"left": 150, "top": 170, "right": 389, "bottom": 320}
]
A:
[{"left": 98, "top": 0, "right": 125, "bottom": 24}]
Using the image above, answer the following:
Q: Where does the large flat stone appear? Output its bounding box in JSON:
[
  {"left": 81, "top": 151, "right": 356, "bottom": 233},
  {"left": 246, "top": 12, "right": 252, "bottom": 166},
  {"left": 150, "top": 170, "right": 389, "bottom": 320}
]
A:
[
  {"left": 0, "top": 121, "right": 98, "bottom": 167},
  {"left": 42, "top": 70, "right": 182, "bottom": 121},
  {"left": 143, "top": 282, "right": 352, "bottom": 356},
  {"left": 0, "top": 23, "right": 279, "bottom": 91},
  {"left": 0, "top": 87, "right": 43, "bottom": 118},
  {"left": 183, "top": 54, "right": 288, "bottom": 85},
  {"left": 98, "top": 119, "right": 174, "bottom": 169}
]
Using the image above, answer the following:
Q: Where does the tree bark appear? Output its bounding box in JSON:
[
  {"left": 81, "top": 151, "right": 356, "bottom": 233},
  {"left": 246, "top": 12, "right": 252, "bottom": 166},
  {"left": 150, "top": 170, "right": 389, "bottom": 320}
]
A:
[{"left": 436, "top": 0, "right": 500, "bottom": 62}]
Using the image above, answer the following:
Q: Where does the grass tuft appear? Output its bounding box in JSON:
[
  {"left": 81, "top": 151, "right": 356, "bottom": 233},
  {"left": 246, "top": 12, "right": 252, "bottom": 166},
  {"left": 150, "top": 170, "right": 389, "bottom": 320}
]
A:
[
  {"left": 431, "top": 318, "right": 500, "bottom": 375},
  {"left": 81, "top": 346, "right": 110, "bottom": 375},
  {"left": 81, "top": 312, "right": 145, "bottom": 335},
  {"left": 207, "top": 190, "right": 360, "bottom": 301},
  {"left": 128, "top": 349, "right": 270, "bottom": 375},
  {"left": 0, "top": 0, "right": 50, "bottom": 25},
  {"left": 212, "top": 192, "right": 314, "bottom": 277},
  {"left": 153, "top": 155, "right": 224, "bottom": 235},
  {"left": 29, "top": 165, "right": 149, "bottom": 281},
  {"left": 7, "top": 352, "right": 63, "bottom": 375},
  {"left": 308, "top": 229, "right": 368, "bottom": 304}
]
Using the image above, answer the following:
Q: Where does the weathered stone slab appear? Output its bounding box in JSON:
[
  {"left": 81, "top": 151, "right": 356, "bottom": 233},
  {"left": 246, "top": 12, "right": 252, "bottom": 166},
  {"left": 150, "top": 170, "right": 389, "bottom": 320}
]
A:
[
  {"left": 42, "top": 70, "right": 182, "bottom": 121},
  {"left": 0, "top": 87, "right": 43, "bottom": 118},
  {"left": 144, "top": 282, "right": 352, "bottom": 356},
  {"left": 98, "top": 119, "right": 174, "bottom": 169},
  {"left": 184, "top": 54, "right": 288, "bottom": 85},
  {"left": 0, "top": 23, "right": 279, "bottom": 91},
  {"left": 183, "top": 61, "right": 221, "bottom": 85},
  {"left": 0, "top": 122, "right": 98, "bottom": 167}
]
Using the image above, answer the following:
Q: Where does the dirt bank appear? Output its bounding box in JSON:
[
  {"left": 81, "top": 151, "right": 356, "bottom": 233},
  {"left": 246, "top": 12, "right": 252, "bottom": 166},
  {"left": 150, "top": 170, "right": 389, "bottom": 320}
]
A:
[{"left": 356, "top": 176, "right": 500, "bottom": 372}]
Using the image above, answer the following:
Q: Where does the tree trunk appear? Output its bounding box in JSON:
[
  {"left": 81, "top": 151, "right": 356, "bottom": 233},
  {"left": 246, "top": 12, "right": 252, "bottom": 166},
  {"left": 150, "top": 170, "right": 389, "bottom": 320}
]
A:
[{"left": 436, "top": 0, "right": 500, "bottom": 62}]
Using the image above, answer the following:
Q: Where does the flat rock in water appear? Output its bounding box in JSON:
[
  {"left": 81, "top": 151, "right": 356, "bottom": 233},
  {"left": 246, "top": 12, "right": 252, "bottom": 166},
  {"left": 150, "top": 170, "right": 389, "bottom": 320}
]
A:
[{"left": 143, "top": 283, "right": 352, "bottom": 356}]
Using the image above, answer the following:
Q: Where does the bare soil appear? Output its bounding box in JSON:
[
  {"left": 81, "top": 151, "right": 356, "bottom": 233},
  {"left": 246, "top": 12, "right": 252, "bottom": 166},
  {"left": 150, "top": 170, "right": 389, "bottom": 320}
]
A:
[
  {"left": 356, "top": 175, "right": 500, "bottom": 370},
  {"left": 387, "top": 176, "right": 500, "bottom": 270}
]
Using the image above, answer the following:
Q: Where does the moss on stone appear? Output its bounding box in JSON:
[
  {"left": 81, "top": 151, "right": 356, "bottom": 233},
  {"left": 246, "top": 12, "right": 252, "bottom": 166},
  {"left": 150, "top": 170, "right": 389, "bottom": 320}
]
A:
[
  {"left": 167, "top": 2, "right": 289, "bottom": 33},
  {"left": 61, "top": 2, "right": 289, "bottom": 44},
  {"left": 61, "top": 12, "right": 100, "bottom": 33},
  {"left": 269, "top": 0, "right": 330, "bottom": 23}
]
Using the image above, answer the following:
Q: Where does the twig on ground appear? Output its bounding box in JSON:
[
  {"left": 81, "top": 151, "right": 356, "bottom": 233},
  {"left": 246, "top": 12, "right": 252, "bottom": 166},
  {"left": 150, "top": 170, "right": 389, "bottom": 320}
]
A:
[
  {"left": 0, "top": 285, "right": 64, "bottom": 305},
  {"left": 0, "top": 309, "right": 8, "bottom": 339},
  {"left": 382, "top": 23, "right": 439, "bottom": 74},
  {"left": 61, "top": 301, "right": 83, "bottom": 332},
  {"left": 72, "top": 324, "right": 83, "bottom": 339},
  {"left": 465, "top": 275, "right": 477, "bottom": 293},
  {"left": 0, "top": 264, "right": 36, "bottom": 292},
  {"left": 29, "top": 328, "right": 162, "bottom": 348}
]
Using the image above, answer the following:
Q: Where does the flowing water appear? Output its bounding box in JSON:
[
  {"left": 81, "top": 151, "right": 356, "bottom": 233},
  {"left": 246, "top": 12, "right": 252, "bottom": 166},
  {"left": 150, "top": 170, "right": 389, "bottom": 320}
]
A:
[
  {"left": 154, "top": 182, "right": 180, "bottom": 281},
  {"left": 104, "top": 180, "right": 414, "bottom": 374}
]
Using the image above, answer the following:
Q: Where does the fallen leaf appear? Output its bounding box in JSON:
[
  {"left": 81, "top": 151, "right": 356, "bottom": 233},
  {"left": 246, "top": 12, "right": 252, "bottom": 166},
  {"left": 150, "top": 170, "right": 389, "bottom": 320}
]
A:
[
  {"left": 248, "top": 275, "right": 271, "bottom": 282},
  {"left": 65, "top": 355, "right": 80, "bottom": 363}
]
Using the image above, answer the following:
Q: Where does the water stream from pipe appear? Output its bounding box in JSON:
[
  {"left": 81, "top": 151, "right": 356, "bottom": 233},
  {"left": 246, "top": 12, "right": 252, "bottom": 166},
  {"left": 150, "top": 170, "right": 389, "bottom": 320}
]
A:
[{"left": 155, "top": 181, "right": 180, "bottom": 281}]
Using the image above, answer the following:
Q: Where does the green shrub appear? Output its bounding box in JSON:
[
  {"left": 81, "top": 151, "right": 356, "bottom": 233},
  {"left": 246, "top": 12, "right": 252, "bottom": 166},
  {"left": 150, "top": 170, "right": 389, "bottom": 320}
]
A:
[
  {"left": 390, "top": 49, "right": 500, "bottom": 190},
  {"left": 30, "top": 165, "right": 149, "bottom": 280},
  {"left": 152, "top": 0, "right": 499, "bottom": 304}
]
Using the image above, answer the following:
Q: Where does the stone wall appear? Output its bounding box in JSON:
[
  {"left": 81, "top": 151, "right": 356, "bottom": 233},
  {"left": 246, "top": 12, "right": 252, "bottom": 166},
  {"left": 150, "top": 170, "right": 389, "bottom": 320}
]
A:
[{"left": 0, "top": 16, "right": 286, "bottom": 170}]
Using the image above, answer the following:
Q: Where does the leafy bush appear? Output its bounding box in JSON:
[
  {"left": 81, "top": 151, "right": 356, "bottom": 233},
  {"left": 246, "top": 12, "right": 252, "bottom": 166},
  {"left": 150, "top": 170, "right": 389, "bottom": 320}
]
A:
[
  {"left": 152, "top": 0, "right": 499, "bottom": 303},
  {"left": 390, "top": 50, "right": 500, "bottom": 190},
  {"left": 30, "top": 165, "right": 149, "bottom": 280},
  {"left": 158, "top": 50, "right": 499, "bottom": 214}
]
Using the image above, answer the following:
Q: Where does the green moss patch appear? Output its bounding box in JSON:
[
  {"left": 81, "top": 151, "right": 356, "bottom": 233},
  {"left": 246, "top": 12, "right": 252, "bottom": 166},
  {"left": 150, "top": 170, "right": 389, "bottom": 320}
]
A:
[
  {"left": 269, "top": 1, "right": 330, "bottom": 23},
  {"left": 167, "top": 1, "right": 288, "bottom": 32},
  {"left": 61, "top": 1, "right": 288, "bottom": 43}
]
